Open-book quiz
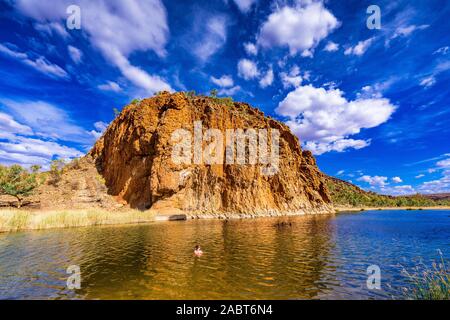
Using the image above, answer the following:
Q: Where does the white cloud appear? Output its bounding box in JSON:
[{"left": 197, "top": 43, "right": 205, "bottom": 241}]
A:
[
  {"left": 259, "top": 68, "right": 274, "bottom": 88},
  {"left": 90, "top": 121, "right": 109, "bottom": 139},
  {"left": 34, "top": 22, "right": 69, "bottom": 38},
  {"left": 415, "top": 174, "right": 425, "bottom": 179},
  {"left": 237, "top": 59, "right": 259, "bottom": 80},
  {"left": 280, "top": 65, "right": 303, "bottom": 89},
  {"left": 344, "top": 38, "right": 374, "bottom": 56},
  {"left": 381, "top": 185, "right": 416, "bottom": 196},
  {"left": 98, "top": 81, "right": 122, "bottom": 93},
  {"left": 244, "top": 42, "right": 258, "bottom": 55},
  {"left": 324, "top": 41, "right": 339, "bottom": 52},
  {"left": 419, "top": 76, "right": 436, "bottom": 88},
  {"left": 276, "top": 84, "right": 396, "bottom": 155},
  {"left": 257, "top": 1, "right": 339, "bottom": 55},
  {"left": 433, "top": 46, "right": 449, "bottom": 55},
  {"left": 0, "top": 136, "right": 82, "bottom": 161},
  {"left": 232, "top": 0, "right": 258, "bottom": 13},
  {"left": 304, "top": 139, "right": 370, "bottom": 155},
  {"left": 218, "top": 85, "right": 241, "bottom": 96},
  {"left": 0, "top": 136, "right": 83, "bottom": 168},
  {"left": 437, "top": 158, "right": 450, "bottom": 169},
  {"left": 0, "top": 111, "right": 84, "bottom": 168},
  {"left": 13, "top": 0, "right": 172, "bottom": 94},
  {"left": 0, "top": 112, "right": 33, "bottom": 135},
  {"left": 336, "top": 170, "right": 345, "bottom": 176},
  {"left": 67, "top": 45, "right": 82, "bottom": 64},
  {"left": 392, "top": 176, "right": 403, "bottom": 183},
  {"left": 417, "top": 171, "right": 450, "bottom": 194},
  {"left": 0, "top": 99, "right": 95, "bottom": 144},
  {"left": 0, "top": 43, "right": 68, "bottom": 79},
  {"left": 193, "top": 15, "right": 228, "bottom": 62},
  {"left": 358, "top": 175, "right": 389, "bottom": 187},
  {"left": 415, "top": 156, "right": 450, "bottom": 194},
  {"left": 391, "top": 24, "right": 429, "bottom": 40},
  {"left": 211, "top": 75, "right": 234, "bottom": 88}
]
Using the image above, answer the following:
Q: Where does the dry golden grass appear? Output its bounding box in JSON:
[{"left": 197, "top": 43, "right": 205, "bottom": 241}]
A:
[{"left": 0, "top": 208, "right": 156, "bottom": 233}]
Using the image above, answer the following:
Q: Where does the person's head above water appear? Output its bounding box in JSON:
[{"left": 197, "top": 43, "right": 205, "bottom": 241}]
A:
[{"left": 195, "top": 245, "right": 201, "bottom": 251}]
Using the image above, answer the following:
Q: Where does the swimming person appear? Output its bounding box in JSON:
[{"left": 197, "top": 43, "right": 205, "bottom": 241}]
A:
[{"left": 194, "top": 245, "right": 203, "bottom": 256}]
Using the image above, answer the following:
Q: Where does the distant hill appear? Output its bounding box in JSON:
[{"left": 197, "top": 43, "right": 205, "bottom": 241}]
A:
[
  {"left": 324, "top": 175, "right": 450, "bottom": 207},
  {"left": 421, "top": 193, "right": 450, "bottom": 201}
]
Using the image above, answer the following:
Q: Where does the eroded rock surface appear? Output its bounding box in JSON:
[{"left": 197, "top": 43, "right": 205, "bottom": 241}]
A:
[{"left": 89, "top": 92, "right": 333, "bottom": 217}]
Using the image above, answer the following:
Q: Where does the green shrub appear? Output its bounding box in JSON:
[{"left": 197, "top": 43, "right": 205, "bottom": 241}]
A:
[
  {"left": 48, "top": 159, "right": 66, "bottom": 186},
  {"left": 0, "top": 164, "right": 41, "bottom": 208}
]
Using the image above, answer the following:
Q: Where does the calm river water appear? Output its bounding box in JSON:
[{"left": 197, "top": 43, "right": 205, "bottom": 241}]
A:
[{"left": 0, "top": 210, "right": 448, "bottom": 299}]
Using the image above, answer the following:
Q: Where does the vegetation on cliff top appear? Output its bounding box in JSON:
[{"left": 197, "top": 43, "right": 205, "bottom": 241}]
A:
[{"left": 326, "top": 176, "right": 450, "bottom": 207}]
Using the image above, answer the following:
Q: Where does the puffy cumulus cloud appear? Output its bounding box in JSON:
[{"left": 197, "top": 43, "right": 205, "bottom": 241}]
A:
[
  {"left": 259, "top": 68, "right": 274, "bottom": 88},
  {"left": 276, "top": 84, "right": 396, "bottom": 154},
  {"left": 218, "top": 86, "right": 241, "bottom": 96},
  {"left": 98, "top": 81, "right": 122, "bottom": 93},
  {"left": 0, "top": 43, "right": 68, "bottom": 79},
  {"left": 13, "top": 0, "right": 172, "bottom": 94},
  {"left": 193, "top": 15, "right": 228, "bottom": 62},
  {"left": 392, "top": 176, "right": 403, "bottom": 183},
  {"left": 344, "top": 38, "right": 374, "bottom": 56},
  {"left": 280, "top": 65, "right": 303, "bottom": 89},
  {"left": 67, "top": 45, "right": 82, "bottom": 64},
  {"left": 244, "top": 42, "right": 258, "bottom": 56},
  {"left": 211, "top": 74, "right": 240, "bottom": 96},
  {"left": 357, "top": 175, "right": 389, "bottom": 187},
  {"left": 324, "top": 41, "right": 339, "bottom": 52},
  {"left": 237, "top": 59, "right": 259, "bottom": 80},
  {"left": 211, "top": 75, "right": 234, "bottom": 88},
  {"left": 257, "top": 1, "right": 339, "bottom": 56},
  {"left": 90, "top": 121, "right": 109, "bottom": 139},
  {"left": 380, "top": 185, "right": 416, "bottom": 196},
  {"left": 232, "top": 0, "right": 258, "bottom": 13}
]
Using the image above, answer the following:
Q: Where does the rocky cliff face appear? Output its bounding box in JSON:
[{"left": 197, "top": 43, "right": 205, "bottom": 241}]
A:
[{"left": 89, "top": 92, "right": 333, "bottom": 217}]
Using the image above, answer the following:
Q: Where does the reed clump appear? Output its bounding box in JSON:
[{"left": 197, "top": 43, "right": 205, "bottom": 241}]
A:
[
  {"left": 401, "top": 253, "right": 450, "bottom": 300},
  {"left": 0, "top": 209, "right": 156, "bottom": 233}
]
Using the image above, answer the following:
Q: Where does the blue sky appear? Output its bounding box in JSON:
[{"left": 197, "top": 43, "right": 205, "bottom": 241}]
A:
[{"left": 0, "top": 0, "right": 449, "bottom": 195}]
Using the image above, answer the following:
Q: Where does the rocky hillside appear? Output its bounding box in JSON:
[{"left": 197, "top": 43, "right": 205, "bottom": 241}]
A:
[
  {"left": 89, "top": 91, "right": 333, "bottom": 217},
  {"left": 324, "top": 175, "right": 450, "bottom": 207}
]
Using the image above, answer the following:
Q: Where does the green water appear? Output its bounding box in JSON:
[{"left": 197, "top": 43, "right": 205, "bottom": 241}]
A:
[{"left": 0, "top": 210, "right": 448, "bottom": 299}]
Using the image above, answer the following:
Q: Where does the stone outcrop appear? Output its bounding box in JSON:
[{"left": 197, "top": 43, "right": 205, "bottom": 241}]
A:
[{"left": 89, "top": 92, "right": 333, "bottom": 217}]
